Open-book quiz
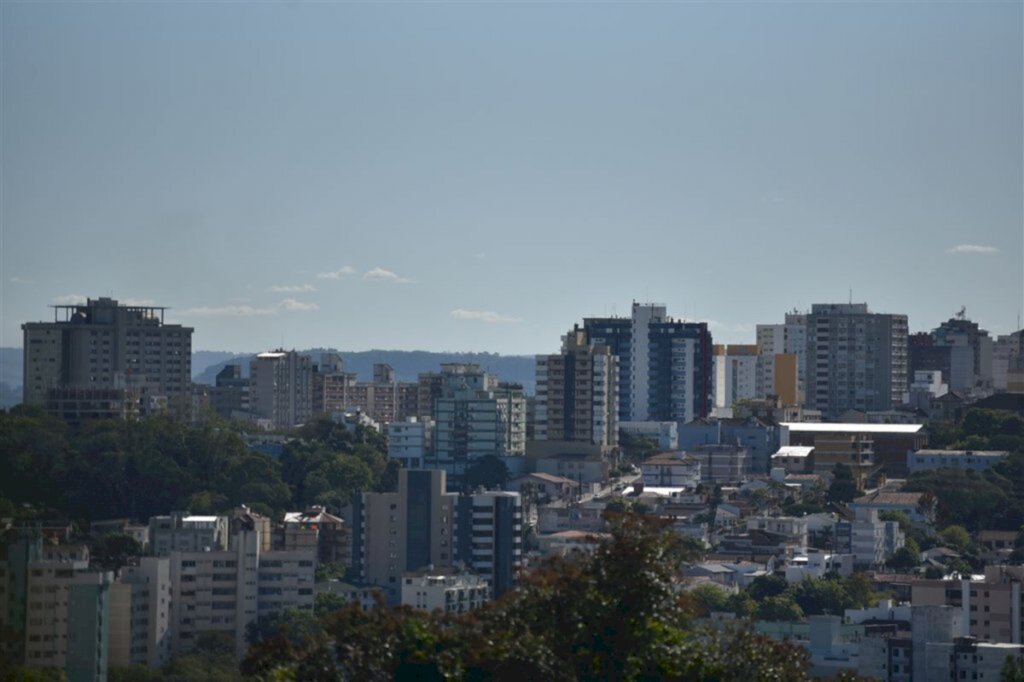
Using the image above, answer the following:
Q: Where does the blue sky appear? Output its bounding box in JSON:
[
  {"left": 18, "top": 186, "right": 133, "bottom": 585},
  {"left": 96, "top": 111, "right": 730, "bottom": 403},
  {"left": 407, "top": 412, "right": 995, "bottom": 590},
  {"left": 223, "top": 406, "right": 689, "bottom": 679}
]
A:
[{"left": 2, "top": 1, "right": 1021, "bottom": 355}]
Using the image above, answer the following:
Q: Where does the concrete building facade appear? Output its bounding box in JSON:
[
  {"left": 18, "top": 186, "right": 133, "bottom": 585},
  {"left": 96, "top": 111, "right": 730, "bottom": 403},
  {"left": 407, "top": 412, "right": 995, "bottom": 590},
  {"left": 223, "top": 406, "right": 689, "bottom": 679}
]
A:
[
  {"left": 22, "top": 297, "right": 193, "bottom": 419},
  {"left": 713, "top": 344, "right": 759, "bottom": 410},
  {"left": 805, "top": 303, "right": 908, "bottom": 418},
  {"left": 535, "top": 327, "right": 619, "bottom": 447},
  {"left": 250, "top": 350, "right": 313, "bottom": 429},
  {"left": 581, "top": 302, "right": 713, "bottom": 424}
]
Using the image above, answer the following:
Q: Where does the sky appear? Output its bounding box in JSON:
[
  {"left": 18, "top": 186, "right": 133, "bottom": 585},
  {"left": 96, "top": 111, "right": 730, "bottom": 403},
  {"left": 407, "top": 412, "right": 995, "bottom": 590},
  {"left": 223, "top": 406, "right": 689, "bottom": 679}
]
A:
[{"left": 2, "top": 1, "right": 1022, "bottom": 356}]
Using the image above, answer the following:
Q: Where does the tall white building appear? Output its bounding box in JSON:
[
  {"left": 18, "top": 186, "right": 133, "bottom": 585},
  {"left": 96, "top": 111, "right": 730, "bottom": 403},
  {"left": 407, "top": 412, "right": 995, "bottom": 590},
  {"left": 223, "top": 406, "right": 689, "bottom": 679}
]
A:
[
  {"left": 250, "top": 350, "right": 313, "bottom": 429},
  {"left": 713, "top": 344, "right": 759, "bottom": 409}
]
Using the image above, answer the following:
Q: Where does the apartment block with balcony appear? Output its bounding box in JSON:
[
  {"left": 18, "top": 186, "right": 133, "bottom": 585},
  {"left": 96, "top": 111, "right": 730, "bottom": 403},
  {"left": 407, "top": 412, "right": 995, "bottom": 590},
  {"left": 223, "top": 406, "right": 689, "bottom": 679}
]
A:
[
  {"left": 581, "top": 302, "right": 713, "bottom": 424},
  {"left": 431, "top": 365, "right": 526, "bottom": 488},
  {"left": 401, "top": 571, "right": 490, "bottom": 614},
  {"left": 250, "top": 349, "right": 313, "bottom": 429},
  {"left": 805, "top": 303, "right": 908, "bottom": 419},
  {"left": 535, "top": 327, "right": 619, "bottom": 448},
  {"left": 169, "top": 530, "right": 315, "bottom": 658}
]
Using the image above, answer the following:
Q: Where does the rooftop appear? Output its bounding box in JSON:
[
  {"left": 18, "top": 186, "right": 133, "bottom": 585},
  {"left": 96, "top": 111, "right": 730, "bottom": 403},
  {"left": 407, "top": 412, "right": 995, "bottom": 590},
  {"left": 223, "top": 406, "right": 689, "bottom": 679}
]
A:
[
  {"left": 782, "top": 422, "right": 923, "bottom": 434},
  {"left": 852, "top": 491, "right": 926, "bottom": 506},
  {"left": 772, "top": 446, "right": 815, "bottom": 458}
]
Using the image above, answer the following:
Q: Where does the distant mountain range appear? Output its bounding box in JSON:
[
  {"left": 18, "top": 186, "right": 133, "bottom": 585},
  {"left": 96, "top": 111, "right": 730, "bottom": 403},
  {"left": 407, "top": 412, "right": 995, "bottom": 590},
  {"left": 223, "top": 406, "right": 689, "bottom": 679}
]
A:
[{"left": 0, "top": 347, "right": 537, "bottom": 408}]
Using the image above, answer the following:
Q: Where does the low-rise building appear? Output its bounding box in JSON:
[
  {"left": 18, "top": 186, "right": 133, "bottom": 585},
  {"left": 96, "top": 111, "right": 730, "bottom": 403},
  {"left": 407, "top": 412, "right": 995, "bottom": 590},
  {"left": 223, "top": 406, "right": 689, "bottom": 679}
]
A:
[
  {"left": 769, "top": 446, "right": 814, "bottom": 473},
  {"left": 507, "top": 472, "right": 580, "bottom": 503},
  {"left": 835, "top": 508, "right": 905, "bottom": 569},
  {"left": 148, "top": 512, "right": 229, "bottom": 556},
  {"left": 783, "top": 551, "right": 854, "bottom": 582},
  {"left": 745, "top": 516, "right": 809, "bottom": 548},
  {"left": 641, "top": 452, "right": 701, "bottom": 488},
  {"left": 400, "top": 572, "right": 490, "bottom": 614},
  {"left": 279, "top": 506, "right": 351, "bottom": 566},
  {"left": 690, "top": 444, "right": 748, "bottom": 484},
  {"left": 906, "top": 449, "right": 1007, "bottom": 474},
  {"left": 851, "top": 490, "right": 935, "bottom": 524}
]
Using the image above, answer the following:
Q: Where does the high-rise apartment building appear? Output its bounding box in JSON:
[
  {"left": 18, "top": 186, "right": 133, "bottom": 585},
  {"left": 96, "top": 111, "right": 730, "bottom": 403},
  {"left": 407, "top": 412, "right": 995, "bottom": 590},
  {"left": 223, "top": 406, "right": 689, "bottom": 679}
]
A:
[
  {"left": 805, "top": 304, "right": 908, "bottom": 418},
  {"left": 535, "top": 327, "right": 619, "bottom": 447},
  {"left": 311, "top": 357, "right": 420, "bottom": 424},
  {"left": 581, "top": 302, "right": 712, "bottom": 424},
  {"left": 108, "top": 557, "right": 172, "bottom": 669},
  {"left": 994, "top": 331, "right": 1024, "bottom": 393},
  {"left": 209, "top": 365, "right": 250, "bottom": 419},
  {"left": 168, "top": 530, "right": 315, "bottom": 658},
  {"left": 22, "top": 297, "right": 193, "bottom": 419},
  {"left": 454, "top": 490, "right": 522, "bottom": 597},
  {"left": 353, "top": 470, "right": 522, "bottom": 600},
  {"left": 910, "top": 313, "right": 994, "bottom": 395},
  {"left": 0, "top": 530, "right": 111, "bottom": 682},
  {"left": 250, "top": 350, "right": 313, "bottom": 429},
  {"left": 755, "top": 312, "right": 807, "bottom": 403},
  {"left": 431, "top": 365, "right": 526, "bottom": 486},
  {"left": 712, "top": 344, "right": 759, "bottom": 410}
]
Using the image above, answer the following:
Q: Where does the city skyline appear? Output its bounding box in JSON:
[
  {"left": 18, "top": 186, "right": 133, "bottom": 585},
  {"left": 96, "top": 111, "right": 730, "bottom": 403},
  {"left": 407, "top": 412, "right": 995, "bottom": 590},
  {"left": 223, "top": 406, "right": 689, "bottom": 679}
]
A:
[{"left": 3, "top": 2, "right": 1021, "bottom": 355}]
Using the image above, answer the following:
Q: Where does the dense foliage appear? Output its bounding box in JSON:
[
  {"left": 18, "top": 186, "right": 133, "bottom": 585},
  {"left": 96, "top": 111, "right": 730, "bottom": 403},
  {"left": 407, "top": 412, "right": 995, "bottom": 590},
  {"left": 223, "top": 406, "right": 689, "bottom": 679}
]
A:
[
  {"left": 242, "top": 515, "right": 812, "bottom": 681},
  {"left": 904, "top": 410, "right": 1024, "bottom": 531},
  {"left": 687, "top": 572, "right": 887, "bottom": 621},
  {"left": 0, "top": 408, "right": 394, "bottom": 522}
]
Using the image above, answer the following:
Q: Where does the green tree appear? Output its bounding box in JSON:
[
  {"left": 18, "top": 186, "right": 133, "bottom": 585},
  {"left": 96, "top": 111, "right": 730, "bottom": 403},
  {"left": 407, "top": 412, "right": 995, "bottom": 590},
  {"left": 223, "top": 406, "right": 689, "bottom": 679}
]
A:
[
  {"left": 827, "top": 464, "right": 859, "bottom": 504},
  {"left": 757, "top": 595, "right": 804, "bottom": 622},
  {"left": 688, "top": 582, "right": 731, "bottom": 615},
  {"left": 1002, "top": 654, "right": 1024, "bottom": 682},
  {"left": 91, "top": 532, "right": 143, "bottom": 572},
  {"left": 746, "top": 575, "right": 789, "bottom": 601},
  {"left": 463, "top": 455, "right": 509, "bottom": 490},
  {"left": 939, "top": 525, "right": 973, "bottom": 553},
  {"left": 887, "top": 547, "right": 920, "bottom": 571},
  {"left": 792, "top": 576, "right": 851, "bottom": 616},
  {"left": 161, "top": 631, "right": 242, "bottom": 682}
]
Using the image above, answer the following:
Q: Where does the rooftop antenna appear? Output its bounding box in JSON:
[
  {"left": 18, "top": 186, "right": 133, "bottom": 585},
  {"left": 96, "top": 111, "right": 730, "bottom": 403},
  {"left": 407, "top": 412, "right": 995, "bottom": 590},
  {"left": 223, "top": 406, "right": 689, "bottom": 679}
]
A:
[
  {"left": 848, "top": 287, "right": 852, "bottom": 304},
  {"left": 955, "top": 306, "right": 966, "bottom": 321}
]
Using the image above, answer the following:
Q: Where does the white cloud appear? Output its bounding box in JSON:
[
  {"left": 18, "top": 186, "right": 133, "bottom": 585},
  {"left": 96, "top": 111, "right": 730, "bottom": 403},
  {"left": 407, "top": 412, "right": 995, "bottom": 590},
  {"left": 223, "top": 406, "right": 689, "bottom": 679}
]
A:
[
  {"left": 179, "top": 305, "right": 277, "bottom": 317},
  {"left": 269, "top": 284, "right": 316, "bottom": 293},
  {"left": 52, "top": 294, "right": 87, "bottom": 305},
  {"left": 450, "top": 308, "right": 522, "bottom": 324},
  {"left": 947, "top": 244, "right": 998, "bottom": 255},
  {"left": 10, "top": 276, "right": 32, "bottom": 285},
  {"left": 121, "top": 298, "right": 157, "bottom": 307},
  {"left": 364, "top": 267, "right": 414, "bottom": 284},
  {"left": 705, "top": 319, "right": 753, "bottom": 335},
  {"left": 178, "top": 297, "right": 320, "bottom": 317},
  {"left": 474, "top": 252, "right": 487, "bottom": 260},
  {"left": 317, "top": 266, "right": 355, "bottom": 280},
  {"left": 278, "top": 298, "right": 319, "bottom": 312}
]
